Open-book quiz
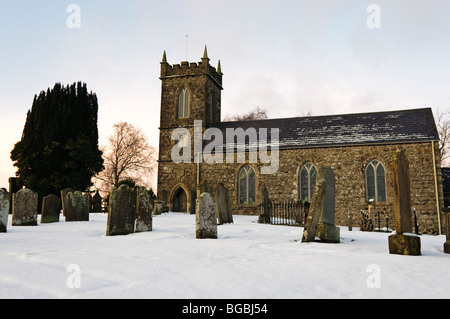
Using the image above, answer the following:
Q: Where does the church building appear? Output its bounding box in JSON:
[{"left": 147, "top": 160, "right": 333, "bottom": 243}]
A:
[{"left": 157, "top": 48, "right": 443, "bottom": 235}]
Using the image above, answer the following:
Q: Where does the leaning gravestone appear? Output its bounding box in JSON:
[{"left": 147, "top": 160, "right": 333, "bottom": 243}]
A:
[
  {"left": 388, "top": 148, "right": 421, "bottom": 255},
  {"left": 12, "top": 188, "right": 38, "bottom": 226},
  {"left": 196, "top": 192, "right": 217, "bottom": 239},
  {"left": 301, "top": 168, "right": 327, "bottom": 243},
  {"left": 65, "top": 191, "right": 89, "bottom": 222},
  {"left": 106, "top": 185, "right": 137, "bottom": 236},
  {"left": 215, "top": 183, "right": 233, "bottom": 225},
  {"left": 135, "top": 187, "right": 153, "bottom": 233},
  {"left": 316, "top": 167, "right": 340, "bottom": 243},
  {"left": 443, "top": 212, "right": 450, "bottom": 254},
  {"left": 61, "top": 188, "right": 74, "bottom": 217},
  {"left": 0, "top": 188, "right": 10, "bottom": 232},
  {"left": 41, "top": 194, "right": 61, "bottom": 223}
]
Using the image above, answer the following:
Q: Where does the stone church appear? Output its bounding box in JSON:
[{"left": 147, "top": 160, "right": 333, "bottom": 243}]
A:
[{"left": 157, "top": 48, "right": 444, "bottom": 234}]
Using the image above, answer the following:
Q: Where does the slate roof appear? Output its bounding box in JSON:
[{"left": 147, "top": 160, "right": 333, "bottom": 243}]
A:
[{"left": 212, "top": 108, "right": 439, "bottom": 150}]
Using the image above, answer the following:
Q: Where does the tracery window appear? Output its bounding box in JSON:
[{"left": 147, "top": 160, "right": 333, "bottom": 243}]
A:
[
  {"left": 299, "top": 162, "right": 317, "bottom": 202},
  {"left": 365, "top": 159, "right": 387, "bottom": 202},
  {"left": 177, "top": 88, "right": 189, "bottom": 119},
  {"left": 238, "top": 165, "right": 256, "bottom": 205}
]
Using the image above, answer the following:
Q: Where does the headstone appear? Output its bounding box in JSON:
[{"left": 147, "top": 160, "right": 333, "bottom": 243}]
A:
[
  {"left": 106, "top": 185, "right": 136, "bottom": 236},
  {"left": 135, "top": 187, "right": 153, "bottom": 233},
  {"left": 301, "top": 169, "right": 327, "bottom": 243},
  {"left": 316, "top": 167, "right": 340, "bottom": 243},
  {"left": 8, "top": 177, "right": 22, "bottom": 215},
  {"left": 41, "top": 194, "right": 61, "bottom": 223},
  {"left": 444, "top": 212, "right": 450, "bottom": 254},
  {"left": 0, "top": 189, "right": 10, "bottom": 232},
  {"left": 196, "top": 192, "right": 217, "bottom": 239},
  {"left": 65, "top": 191, "right": 89, "bottom": 222},
  {"left": 61, "top": 188, "right": 74, "bottom": 217},
  {"left": 388, "top": 149, "right": 421, "bottom": 255},
  {"left": 92, "top": 190, "right": 102, "bottom": 212},
  {"left": 153, "top": 200, "right": 164, "bottom": 215},
  {"left": 12, "top": 188, "right": 38, "bottom": 226},
  {"left": 215, "top": 183, "right": 233, "bottom": 224},
  {"left": 258, "top": 186, "right": 271, "bottom": 224}
]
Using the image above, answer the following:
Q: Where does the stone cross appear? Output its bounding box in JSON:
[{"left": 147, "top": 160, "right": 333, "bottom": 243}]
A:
[
  {"left": 215, "top": 183, "right": 233, "bottom": 224},
  {"left": 0, "top": 188, "right": 10, "bottom": 232},
  {"left": 41, "top": 194, "right": 61, "bottom": 223},
  {"left": 388, "top": 148, "right": 421, "bottom": 255},
  {"left": 12, "top": 188, "right": 38, "bottom": 226},
  {"left": 196, "top": 192, "right": 217, "bottom": 239},
  {"left": 106, "top": 185, "right": 137, "bottom": 236},
  {"left": 135, "top": 187, "right": 153, "bottom": 233}
]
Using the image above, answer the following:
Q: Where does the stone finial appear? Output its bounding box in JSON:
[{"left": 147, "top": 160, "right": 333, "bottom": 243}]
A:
[
  {"left": 217, "top": 60, "right": 222, "bottom": 75},
  {"left": 202, "top": 45, "right": 209, "bottom": 60},
  {"left": 162, "top": 50, "right": 167, "bottom": 64}
]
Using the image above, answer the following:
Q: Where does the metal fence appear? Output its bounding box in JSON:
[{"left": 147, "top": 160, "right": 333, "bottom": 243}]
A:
[{"left": 258, "top": 200, "right": 307, "bottom": 226}]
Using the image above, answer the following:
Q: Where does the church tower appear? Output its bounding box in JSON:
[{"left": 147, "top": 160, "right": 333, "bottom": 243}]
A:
[{"left": 157, "top": 47, "right": 223, "bottom": 212}]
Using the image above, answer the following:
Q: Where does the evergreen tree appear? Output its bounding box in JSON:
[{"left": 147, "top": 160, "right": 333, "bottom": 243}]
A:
[{"left": 10, "top": 82, "right": 104, "bottom": 197}]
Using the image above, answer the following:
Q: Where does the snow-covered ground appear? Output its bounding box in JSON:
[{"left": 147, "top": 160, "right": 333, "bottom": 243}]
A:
[{"left": 0, "top": 212, "right": 448, "bottom": 299}]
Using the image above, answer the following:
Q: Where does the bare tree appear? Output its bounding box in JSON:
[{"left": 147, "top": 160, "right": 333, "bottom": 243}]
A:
[
  {"left": 223, "top": 106, "right": 269, "bottom": 122},
  {"left": 95, "top": 122, "right": 157, "bottom": 191},
  {"left": 436, "top": 109, "right": 450, "bottom": 166}
]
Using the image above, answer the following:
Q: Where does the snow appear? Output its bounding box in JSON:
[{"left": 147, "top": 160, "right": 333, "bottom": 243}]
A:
[{"left": 0, "top": 212, "right": 449, "bottom": 299}]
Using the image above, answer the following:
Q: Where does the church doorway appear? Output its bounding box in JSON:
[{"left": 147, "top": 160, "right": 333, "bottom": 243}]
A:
[{"left": 172, "top": 187, "right": 188, "bottom": 212}]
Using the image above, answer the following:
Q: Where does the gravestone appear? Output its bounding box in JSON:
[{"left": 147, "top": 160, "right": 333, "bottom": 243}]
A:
[
  {"left": 215, "top": 183, "right": 233, "bottom": 224},
  {"left": 106, "top": 185, "right": 137, "bottom": 236},
  {"left": 301, "top": 168, "right": 327, "bottom": 243},
  {"left": 8, "top": 177, "right": 23, "bottom": 215},
  {"left": 388, "top": 149, "right": 421, "bottom": 255},
  {"left": 61, "top": 188, "right": 74, "bottom": 217},
  {"left": 41, "top": 194, "right": 61, "bottom": 223},
  {"left": 92, "top": 190, "right": 102, "bottom": 212},
  {"left": 196, "top": 192, "right": 217, "bottom": 239},
  {"left": 153, "top": 200, "right": 164, "bottom": 215},
  {"left": 316, "top": 167, "right": 340, "bottom": 243},
  {"left": 12, "top": 188, "right": 38, "bottom": 226},
  {"left": 444, "top": 212, "right": 450, "bottom": 254},
  {"left": 135, "top": 187, "right": 153, "bottom": 233},
  {"left": 65, "top": 191, "right": 89, "bottom": 222},
  {"left": 258, "top": 186, "right": 271, "bottom": 224},
  {"left": 0, "top": 189, "right": 10, "bottom": 232}
]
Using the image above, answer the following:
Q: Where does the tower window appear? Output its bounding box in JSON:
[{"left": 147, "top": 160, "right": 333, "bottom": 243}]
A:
[{"left": 178, "top": 88, "right": 189, "bottom": 119}]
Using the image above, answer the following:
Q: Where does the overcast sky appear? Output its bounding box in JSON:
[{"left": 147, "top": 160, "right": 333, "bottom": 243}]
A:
[{"left": 1, "top": 0, "right": 450, "bottom": 189}]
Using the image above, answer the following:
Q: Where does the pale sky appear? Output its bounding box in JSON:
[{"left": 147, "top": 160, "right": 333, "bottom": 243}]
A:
[{"left": 1, "top": 0, "right": 450, "bottom": 190}]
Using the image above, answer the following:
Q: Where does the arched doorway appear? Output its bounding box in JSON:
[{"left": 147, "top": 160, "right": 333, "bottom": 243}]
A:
[{"left": 172, "top": 187, "right": 188, "bottom": 212}]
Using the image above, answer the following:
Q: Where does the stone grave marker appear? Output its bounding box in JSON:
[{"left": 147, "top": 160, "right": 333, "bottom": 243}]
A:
[
  {"left": 196, "top": 192, "right": 217, "bottom": 239},
  {"left": 106, "top": 185, "right": 137, "bottom": 236},
  {"left": 316, "top": 167, "right": 340, "bottom": 243},
  {"left": 388, "top": 148, "right": 421, "bottom": 255},
  {"left": 215, "top": 183, "right": 233, "bottom": 225},
  {"left": 65, "top": 191, "right": 89, "bottom": 222},
  {"left": 12, "top": 188, "right": 38, "bottom": 226},
  {"left": 0, "top": 188, "right": 10, "bottom": 232},
  {"left": 61, "top": 188, "right": 74, "bottom": 217},
  {"left": 135, "top": 187, "right": 153, "bottom": 233},
  {"left": 92, "top": 190, "right": 102, "bottom": 212},
  {"left": 301, "top": 168, "right": 327, "bottom": 243},
  {"left": 258, "top": 186, "right": 271, "bottom": 224},
  {"left": 444, "top": 212, "right": 450, "bottom": 254},
  {"left": 41, "top": 194, "right": 61, "bottom": 223}
]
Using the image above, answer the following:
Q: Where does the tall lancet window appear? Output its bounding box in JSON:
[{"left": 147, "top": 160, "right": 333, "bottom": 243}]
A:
[
  {"left": 178, "top": 88, "right": 189, "bottom": 119},
  {"left": 365, "top": 159, "right": 387, "bottom": 202},
  {"left": 238, "top": 165, "right": 256, "bottom": 205}
]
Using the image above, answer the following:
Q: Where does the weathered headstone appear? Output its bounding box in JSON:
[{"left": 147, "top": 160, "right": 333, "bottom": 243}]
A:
[
  {"left": 135, "top": 187, "right": 153, "bottom": 233},
  {"left": 41, "top": 194, "right": 61, "bottom": 223},
  {"left": 153, "top": 200, "right": 164, "bottom": 215},
  {"left": 258, "top": 186, "right": 271, "bottom": 224},
  {"left": 316, "top": 167, "right": 340, "bottom": 243},
  {"left": 12, "top": 188, "right": 38, "bottom": 226},
  {"left": 65, "top": 191, "right": 89, "bottom": 222},
  {"left": 301, "top": 169, "right": 327, "bottom": 243},
  {"left": 196, "top": 192, "right": 217, "bottom": 239},
  {"left": 215, "top": 183, "right": 233, "bottom": 224},
  {"left": 388, "top": 149, "right": 421, "bottom": 255},
  {"left": 92, "top": 190, "right": 102, "bottom": 212},
  {"left": 444, "top": 212, "right": 450, "bottom": 254},
  {"left": 0, "top": 189, "right": 10, "bottom": 232},
  {"left": 106, "top": 185, "right": 136, "bottom": 236},
  {"left": 61, "top": 188, "right": 74, "bottom": 217}
]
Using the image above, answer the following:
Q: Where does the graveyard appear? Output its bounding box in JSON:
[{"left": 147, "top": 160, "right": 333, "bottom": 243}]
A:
[{"left": 0, "top": 210, "right": 449, "bottom": 299}]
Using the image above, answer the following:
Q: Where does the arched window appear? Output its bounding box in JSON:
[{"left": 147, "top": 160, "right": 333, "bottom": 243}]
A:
[
  {"left": 178, "top": 88, "right": 189, "bottom": 119},
  {"left": 365, "top": 159, "right": 387, "bottom": 202},
  {"left": 299, "top": 162, "right": 317, "bottom": 202},
  {"left": 238, "top": 165, "right": 256, "bottom": 205}
]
